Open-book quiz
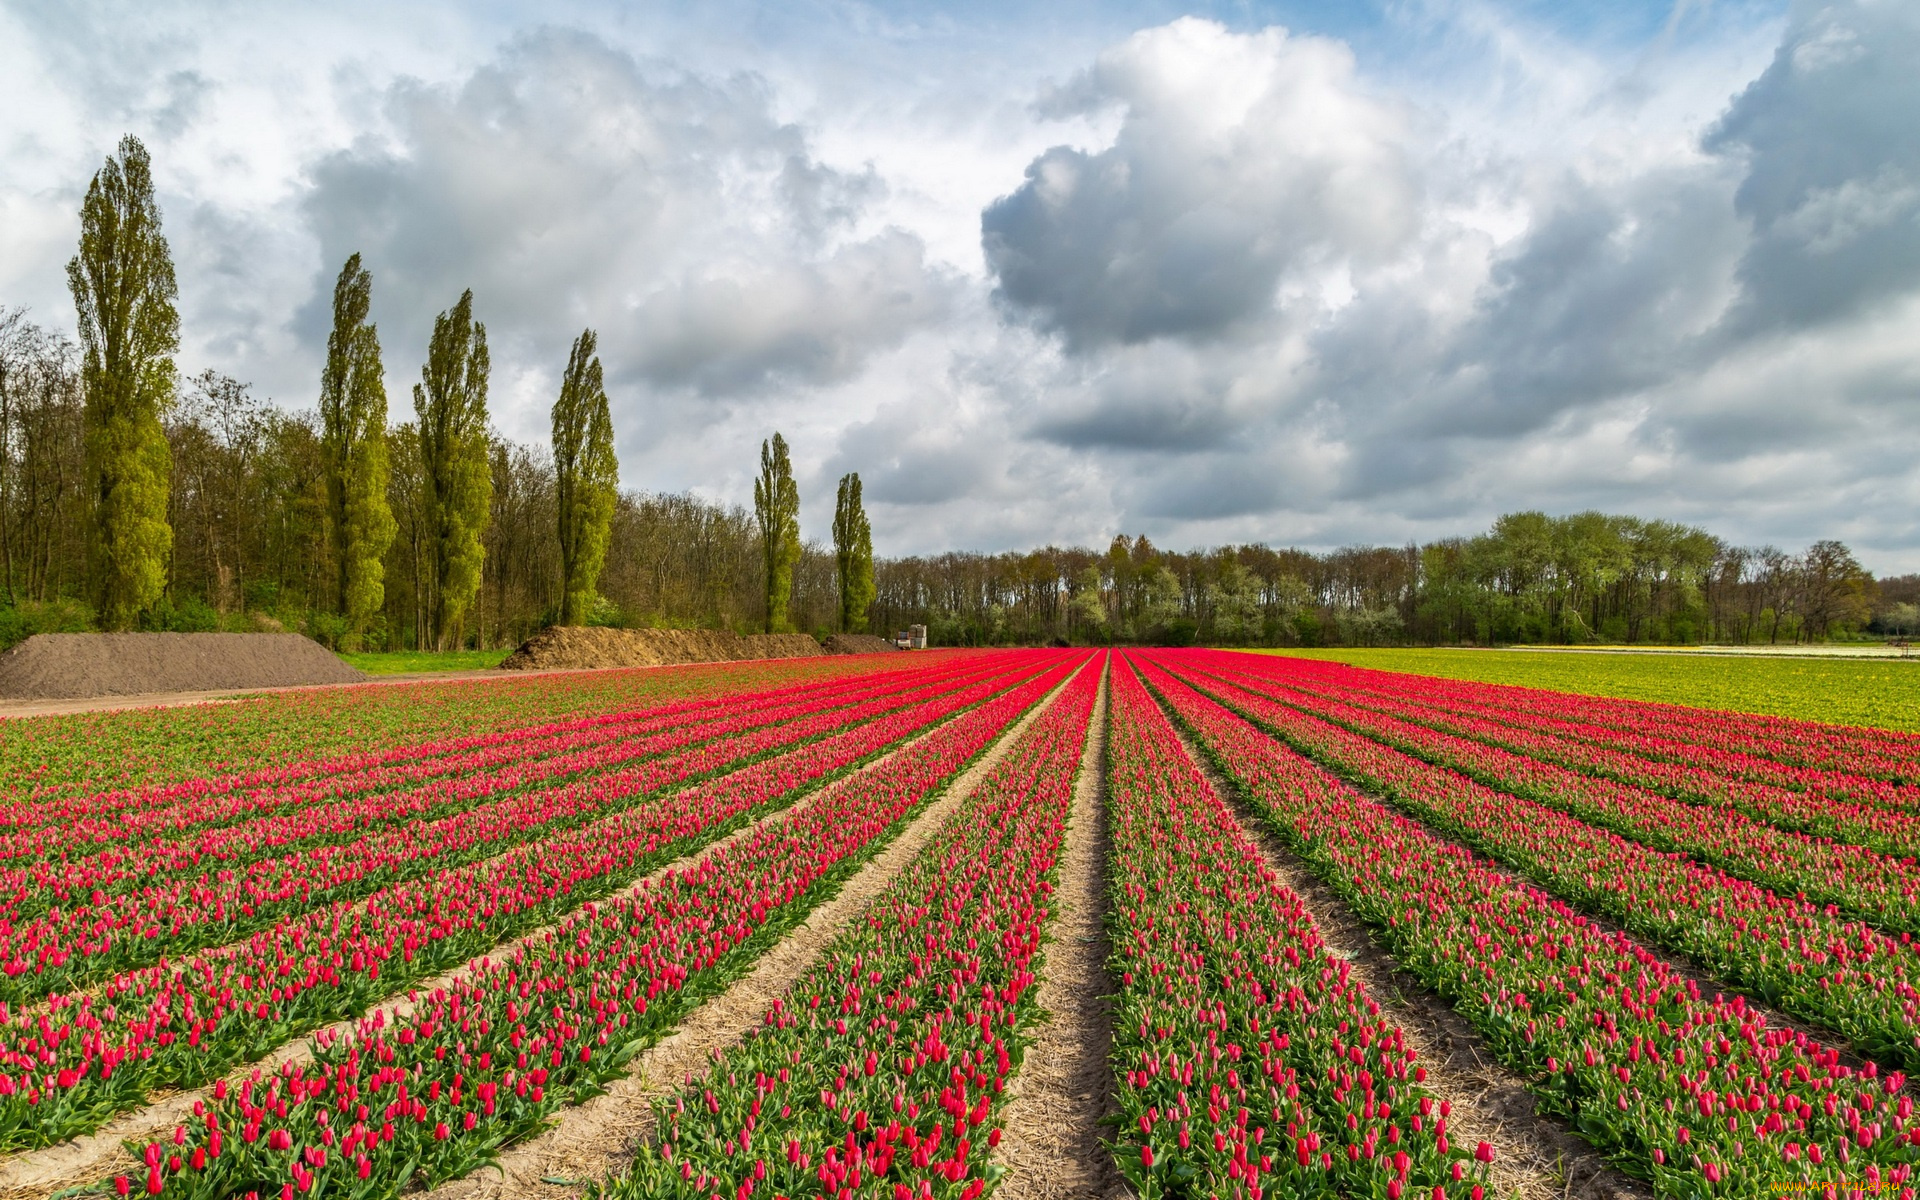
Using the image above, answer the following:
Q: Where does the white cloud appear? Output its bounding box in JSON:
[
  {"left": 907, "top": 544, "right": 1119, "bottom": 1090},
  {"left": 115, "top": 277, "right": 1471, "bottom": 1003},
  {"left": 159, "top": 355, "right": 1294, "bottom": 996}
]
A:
[
  {"left": 983, "top": 18, "right": 1420, "bottom": 349},
  {"left": 299, "top": 30, "right": 956, "bottom": 421},
  {"left": 1776, "top": 169, "right": 1920, "bottom": 256},
  {"left": 625, "top": 230, "right": 953, "bottom": 394},
  {"left": 1706, "top": 0, "right": 1920, "bottom": 333}
]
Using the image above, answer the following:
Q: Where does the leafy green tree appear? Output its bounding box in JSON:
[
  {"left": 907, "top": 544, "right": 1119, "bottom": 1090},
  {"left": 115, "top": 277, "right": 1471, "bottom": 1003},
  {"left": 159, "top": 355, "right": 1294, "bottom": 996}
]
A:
[
  {"left": 68, "top": 134, "right": 177, "bottom": 630},
  {"left": 318, "top": 253, "right": 397, "bottom": 650},
  {"left": 1069, "top": 565, "right": 1108, "bottom": 642},
  {"left": 1262, "top": 572, "right": 1314, "bottom": 643},
  {"left": 753, "top": 432, "right": 799, "bottom": 633},
  {"left": 413, "top": 290, "right": 491, "bottom": 649},
  {"left": 831, "top": 471, "right": 874, "bottom": 632},
  {"left": 1800, "top": 539, "right": 1873, "bottom": 640},
  {"left": 1207, "top": 560, "right": 1261, "bottom": 644},
  {"left": 1141, "top": 565, "right": 1183, "bottom": 631},
  {"left": 552, "top": 328, "right": 618, "bottom": 626}
]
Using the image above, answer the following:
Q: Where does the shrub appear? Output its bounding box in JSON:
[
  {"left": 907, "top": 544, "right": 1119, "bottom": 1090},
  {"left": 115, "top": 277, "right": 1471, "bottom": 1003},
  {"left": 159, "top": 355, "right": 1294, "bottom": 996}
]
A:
[{"left": 0, "top": 597, "right": 95, "bottom": 650}]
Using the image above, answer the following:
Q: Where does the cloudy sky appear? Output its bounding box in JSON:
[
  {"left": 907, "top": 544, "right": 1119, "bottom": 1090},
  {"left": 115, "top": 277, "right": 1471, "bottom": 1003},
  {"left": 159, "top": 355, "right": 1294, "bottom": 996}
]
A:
[{"left": 4, "top": 0, "right": 1917, "bottom": 566}]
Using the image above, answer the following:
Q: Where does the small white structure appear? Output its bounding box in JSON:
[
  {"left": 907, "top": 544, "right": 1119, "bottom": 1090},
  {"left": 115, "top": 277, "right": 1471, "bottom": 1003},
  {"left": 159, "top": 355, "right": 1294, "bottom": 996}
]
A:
[{"left": 893, "top": 624, "right": 929, "bottom": 650}]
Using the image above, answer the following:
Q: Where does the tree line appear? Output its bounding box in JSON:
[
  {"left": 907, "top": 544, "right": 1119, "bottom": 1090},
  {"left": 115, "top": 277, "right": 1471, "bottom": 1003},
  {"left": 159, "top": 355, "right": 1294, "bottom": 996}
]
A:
[
  {"left": 868, "top": 514, "right": 1893, "bottom": 648},
  {"left": 0, "top": 137, "right": 1901, "bottom": 652},
  {"left": 0, "top": 135, "right": 876, "bottom": 650}
]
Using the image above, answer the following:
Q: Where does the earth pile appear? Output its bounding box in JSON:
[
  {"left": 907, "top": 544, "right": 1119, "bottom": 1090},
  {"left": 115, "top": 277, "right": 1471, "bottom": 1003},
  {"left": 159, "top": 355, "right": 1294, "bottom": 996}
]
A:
[
  {"left": 0, "top": 632, "right": 367, "bottom": 699},
  {"left": 497, "top": 627, "right": 828, "bottom": 671},
  {"left": 822, "top": 634, "right": 901, "bottom": 654}
]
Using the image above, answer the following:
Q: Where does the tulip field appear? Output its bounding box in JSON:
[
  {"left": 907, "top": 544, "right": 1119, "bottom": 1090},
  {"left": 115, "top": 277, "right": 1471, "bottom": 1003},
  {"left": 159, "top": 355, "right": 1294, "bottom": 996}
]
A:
[{"left": 5, "top": 646, "right": 1920, "bottom": 1198}]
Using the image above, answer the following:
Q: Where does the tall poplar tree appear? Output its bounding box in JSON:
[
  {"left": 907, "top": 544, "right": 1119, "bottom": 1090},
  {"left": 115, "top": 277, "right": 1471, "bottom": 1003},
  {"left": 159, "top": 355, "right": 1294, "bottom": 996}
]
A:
[
  {"left": 319, "top": 253, "right": 396, "bottom": 649},
  {"left": 752, "top": 432, "right": 799, "bottom": 633},
  {"left": 551, "top": 328, "right": 617, "bottom": 626},
  {"left": 832, "top": 471, "right": 874, "bottom": 632},
  {"left": 68, "top": 134, "right": 177, "bottom": 630},
  {"left": 413, "top": 290, "right": 491, "bottom": 650}
]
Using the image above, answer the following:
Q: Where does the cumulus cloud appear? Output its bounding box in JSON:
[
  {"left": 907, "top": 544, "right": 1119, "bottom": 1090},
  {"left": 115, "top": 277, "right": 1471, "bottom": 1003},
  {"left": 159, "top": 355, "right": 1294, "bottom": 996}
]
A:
[
  {"left": 1705, "top": 0, "right": 1920, "bottom": 335},
  {"left": 1029, "top": 340, "right": 1289, "bottom": 452},
  {"left": 1411, "top": 164, "right": 1747, "bottom": 439},
  {"left": 301, "top": 29, "right": 954, "bottom": 414},
  {"left": 830, "top": 406, "right": 995, "bottom": 508},
  {"left": 815, "top": 364, "right": 1119, "bottom": 553},
  {"left": 625, "top": 230, "right": 950, "bottom": 394},
  {"left": 981, "top": 18, "right": 1419, "bottom": 350}
]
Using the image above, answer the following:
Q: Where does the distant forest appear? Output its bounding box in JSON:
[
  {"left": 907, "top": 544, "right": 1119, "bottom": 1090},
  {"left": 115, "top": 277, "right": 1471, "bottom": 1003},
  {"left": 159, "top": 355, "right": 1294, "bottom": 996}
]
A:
[{"left": 0, "top": 304, "right": 1904, "bottom": 650}]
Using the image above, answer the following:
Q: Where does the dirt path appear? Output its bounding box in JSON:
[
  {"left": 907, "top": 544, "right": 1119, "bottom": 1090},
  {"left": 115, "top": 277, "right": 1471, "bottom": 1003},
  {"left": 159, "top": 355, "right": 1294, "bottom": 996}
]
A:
[
  {"left": 1162, "top": 718, "right": 1648, "bottom": 1200},
  {"left": 0, "top": 677, "right": 1035, "bottom": 1200},
  {"left": 0, "top": 667, "right": 583, "bottom": 720},
  {"left": 0, "top": 649, "right": 944, "bottom": 721},
  {"left": 418, "top": 661, "right": 1090, "bottom": 1200},
  {"left": 989, "top": 666, "right": 1130, "bottom": 1200}
]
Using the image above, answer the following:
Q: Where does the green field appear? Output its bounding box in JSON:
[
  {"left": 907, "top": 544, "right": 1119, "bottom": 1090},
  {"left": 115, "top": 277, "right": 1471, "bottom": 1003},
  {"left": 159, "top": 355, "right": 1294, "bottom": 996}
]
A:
[
  {"left": 338, "top": 648, "right": 512, "bottom": 674},
  {"left": 1249, "top": 647, "right": 1920, "bottom": 733}
]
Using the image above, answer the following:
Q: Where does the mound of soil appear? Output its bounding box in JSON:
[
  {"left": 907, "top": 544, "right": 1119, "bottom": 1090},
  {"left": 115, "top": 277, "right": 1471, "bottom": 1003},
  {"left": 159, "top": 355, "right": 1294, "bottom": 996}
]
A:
[
  {"left": 0, "top": 632, "right": 367, "bottom": 700},
  {"left": 822, "top": 633, "right": 901, "bottom": 655},
  {"left": 741, "top": 633, "right": 828, "bottom": 659},
  {"left": 497, "top": 626, "right": 827, "bottom": 672}
]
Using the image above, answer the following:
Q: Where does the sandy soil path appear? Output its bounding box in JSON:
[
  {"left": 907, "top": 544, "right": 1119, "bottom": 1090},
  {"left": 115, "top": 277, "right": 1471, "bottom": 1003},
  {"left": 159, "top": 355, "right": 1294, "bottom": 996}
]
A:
[
  {"left": 988, "top": 665, "right": 1131, "bottom": 1200},
  {"left": 0, "top": 668, "right": 577, "bottom": 720}
]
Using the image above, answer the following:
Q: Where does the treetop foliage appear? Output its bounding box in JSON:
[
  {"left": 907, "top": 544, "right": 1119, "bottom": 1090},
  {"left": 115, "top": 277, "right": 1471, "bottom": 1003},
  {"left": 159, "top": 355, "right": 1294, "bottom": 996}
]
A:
[
  {"left": 754, "top": 432, "right": 800, "bottom": 634},
  {"left": 553, "top": 328, "right": 617, "bottom": 626},
  {"left": 319, "top": 253, "right": 396, "bottom": 650},
  {"left": 68, "top": 134, "right": 178, "bottom": 631},
  {"left": 833, "top": 471, "right": 874, "bottom": 632},
  {"left": 413, "top": 289, "right": 491, "bottom": 650}
]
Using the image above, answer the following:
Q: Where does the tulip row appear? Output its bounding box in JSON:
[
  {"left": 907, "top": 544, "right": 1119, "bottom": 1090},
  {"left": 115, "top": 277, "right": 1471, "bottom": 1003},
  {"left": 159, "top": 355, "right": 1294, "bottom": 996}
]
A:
[
  {"left": 0, "top": 658, "right": 999, "bottom": 929},
  {"left": 0, "top": 652, "right": 915, "bottom": 809},
  {"left": 1148, "top": 655, "right": 1920, "bottom": 1075},
  {"left": 0, "top": 653, "right": 1064, "bottom": 1151},
  {"left": 596, "top": 652, "right": 1103, "bottom": 1200},
  {"left": 1104, "top": 656, "right": 1486, "bottom": 1200},
  {"left": 108, "top": 654, "right": 1088, "bottom": 1198},
  {"left": 0, "top": 662, "right": 1016, "bottom": 1005},
  {"left": 1200, "top": 656, "right": 1920, "bottom": 934},
  {"left": 1140, "top": 654, "right": 1920, "bottom": 1194},
  {"left": 1422, "top": 660, "right": 1920, "bottom": 784},
  {"left": 1241, "top": 660, "right": 1920, "bottom": 861},
  {"left": 1244, "top": 653, "right": 1920, "bottom": 785},
  {"left": 0, "top": 655, "right": 995, "bottom": 864}
]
